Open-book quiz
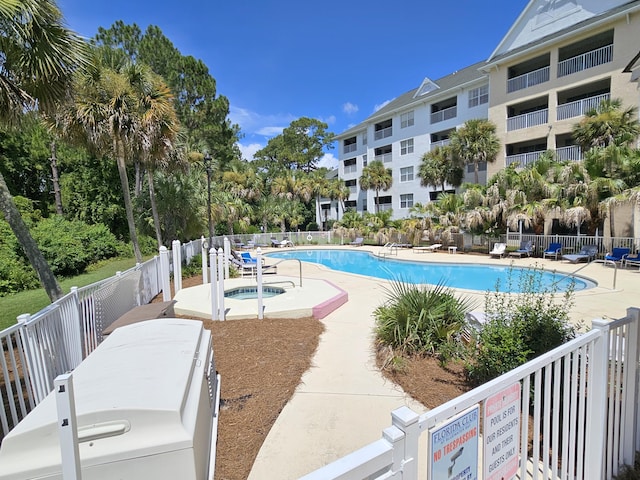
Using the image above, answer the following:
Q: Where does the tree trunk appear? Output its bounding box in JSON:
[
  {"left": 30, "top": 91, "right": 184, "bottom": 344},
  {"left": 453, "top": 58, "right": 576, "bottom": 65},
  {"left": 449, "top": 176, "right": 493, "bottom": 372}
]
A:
[
  {"left": 134, "top": 160, "right": 143, "bottom": 197},
  {"left": 0, "top": 172, "right": 63, "bottom": 302},
  {"left": 148, "top": 170, "right": 163, "bottom": 248},
  {"left": 473, "top": 161, "right": 479, "bottom": 184},
  {"left": 49, "top": 142, "right": 63, "bottom": 215},
  {"left": 375, "top": 189, "right": 380, "bottom": 213},
  {"left": 114, "top": 138, "right": 143, "bottom": 263}
]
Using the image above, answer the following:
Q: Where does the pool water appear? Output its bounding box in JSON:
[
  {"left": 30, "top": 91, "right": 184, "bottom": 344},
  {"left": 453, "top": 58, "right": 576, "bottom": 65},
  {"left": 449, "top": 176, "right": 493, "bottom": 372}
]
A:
[
  {"left": 267, "top": 249, "right": 595, "bottom": 293},
  {"left": 224, "top": 286, "right": 286, "bottom": 300}
]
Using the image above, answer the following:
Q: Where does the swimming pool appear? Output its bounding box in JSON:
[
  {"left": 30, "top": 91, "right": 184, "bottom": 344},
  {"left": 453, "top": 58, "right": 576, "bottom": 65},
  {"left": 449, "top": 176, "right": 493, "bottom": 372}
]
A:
[
  {"left": 267, "top": 249, "right": 595, "bottom": 293},
  {"left": 225, "top": 286, "right": 286, "bottom": 300}
]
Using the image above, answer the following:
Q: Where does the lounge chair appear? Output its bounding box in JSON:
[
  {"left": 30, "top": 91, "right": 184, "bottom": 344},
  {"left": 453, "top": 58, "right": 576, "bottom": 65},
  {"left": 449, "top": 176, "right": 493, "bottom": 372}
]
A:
[
  {"left": 413, "top": 243, "right": 442, "bottom": 253},
  {"left": 509, "top": 240, "right": 533, "bottom": 258},
  {"left": 240, "top": 251, "right": 262, "bottom": 266},
  {"left": 489, "top": 242, "right": 506, "bottom": 258},
  {"left": 543, "top": 242, "right": 563, "bottom": 260},
  {"left": 562, "top": 245, "right": 598, "bottom": 263},
  {"left": 623, "top": 253, "right": 640, "bottom": 268},
  {"left": 349, "top": 237, "right": 364, "bottom": 247},
  {"left": 270, "top": 237, "right": 294, "bottom": 248},
  {"left": 232, "top": 238, "right": 246, "bottom": 249},
  {"left": 604, "top": 247, "right": 630, "bottom": 265}
]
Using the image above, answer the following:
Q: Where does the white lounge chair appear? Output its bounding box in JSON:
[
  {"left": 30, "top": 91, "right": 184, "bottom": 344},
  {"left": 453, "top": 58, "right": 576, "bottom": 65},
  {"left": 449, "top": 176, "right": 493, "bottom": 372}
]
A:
[
  {"left": 413, "top": 243, "right": 442, "bottom": 253},
  {"left": 489, "top": 242, "right": 506, "bottom": 258}
]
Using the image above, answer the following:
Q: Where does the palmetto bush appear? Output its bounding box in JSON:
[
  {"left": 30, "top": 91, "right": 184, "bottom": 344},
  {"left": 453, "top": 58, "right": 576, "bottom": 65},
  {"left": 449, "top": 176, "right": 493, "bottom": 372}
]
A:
[{"left": 374, "top": 279, "right": 474, "bottom": 357}]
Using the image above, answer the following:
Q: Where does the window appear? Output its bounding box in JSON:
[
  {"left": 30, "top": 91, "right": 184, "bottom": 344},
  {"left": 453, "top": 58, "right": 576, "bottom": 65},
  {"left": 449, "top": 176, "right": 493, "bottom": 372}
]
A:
[
  {"left": 374, "top": 119, "right": 392, "bottom": 140},
  {"left": 400, "top": 139, "right": 414, "bottom": 155},
  {"left": 362, "top": 132, "right": 367, "bottom": 145},
  {"left": 400, "top": 194, "right": 414, "bottom": 209},
  {"left": 467, "top": 162, "right": 487, "bottom": 173},
  {"left": 374, "top": 145, "right": 392, "bottom": 163},
  {"left": 400, "top": 166, "right": 414, "bottom": 182},
  {"left": 468, "top": 85, "right": 489, "bottom": 108},
  {"left": 343, "top": 136, "right": 356, "bottom": 154},
  {"left": 345, "top": 178, "right": 357, "bottom": 193},
  {"left": 344, "top": 200, "right": 357, "bottom": 210},
  {"left": 363, "top": 154, "right": 367, "bottom": 167},
  {"left": 343, "top": 158, "right": 357, "bottom": 174},
  {"left": 378, "top": 196, "right": 392, "bottom": 212},
  {"left": 401, "top": 111, "right": 414, "bottom": 128}
]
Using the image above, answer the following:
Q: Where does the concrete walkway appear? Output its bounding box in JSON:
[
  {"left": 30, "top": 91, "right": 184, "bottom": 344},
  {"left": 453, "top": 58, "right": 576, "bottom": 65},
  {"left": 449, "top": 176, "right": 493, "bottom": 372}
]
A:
[{"left": 246, "top": 246, "right": 640, "bottom": 479}]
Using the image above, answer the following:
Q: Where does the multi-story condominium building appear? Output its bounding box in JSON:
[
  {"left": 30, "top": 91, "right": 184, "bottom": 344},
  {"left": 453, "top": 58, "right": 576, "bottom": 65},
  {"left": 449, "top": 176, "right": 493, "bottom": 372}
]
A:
[
  {"left": 483, "top": 0, "right": 640, "bottom": 178},
  {"left": 322, "top": 0, "right": 640, "bottom": 225},
  {"left": 327, "top": 61, "right": 490, "bottom": 223}
]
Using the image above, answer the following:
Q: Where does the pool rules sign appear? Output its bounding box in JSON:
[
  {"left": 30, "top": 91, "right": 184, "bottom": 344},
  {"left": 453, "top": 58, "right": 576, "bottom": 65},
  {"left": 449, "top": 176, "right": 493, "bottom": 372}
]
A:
[{"left": 483, "top": 382, "right": 521, "bottom": 480}]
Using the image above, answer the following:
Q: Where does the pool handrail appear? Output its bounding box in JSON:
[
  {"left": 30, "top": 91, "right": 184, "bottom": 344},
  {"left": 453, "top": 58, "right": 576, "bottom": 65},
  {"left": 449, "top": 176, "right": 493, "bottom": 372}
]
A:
[
  {"left": 550, "top": 258, "right": 617, "bottom": 290},
  {"left": 262, "top": 258, "right": 303, "bottom": 287}
]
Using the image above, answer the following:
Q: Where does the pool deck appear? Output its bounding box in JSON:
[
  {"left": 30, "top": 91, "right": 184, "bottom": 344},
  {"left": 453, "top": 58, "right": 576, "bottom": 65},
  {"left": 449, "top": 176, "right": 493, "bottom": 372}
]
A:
[{"left": 191, "top": 245, "right": 639, "bottom": 480}]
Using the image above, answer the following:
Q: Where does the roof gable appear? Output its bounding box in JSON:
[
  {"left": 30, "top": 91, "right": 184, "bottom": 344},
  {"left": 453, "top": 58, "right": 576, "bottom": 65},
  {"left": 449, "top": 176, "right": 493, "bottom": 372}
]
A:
[{"left": 490, "top": 0, "right": 632, "bottom": 59}]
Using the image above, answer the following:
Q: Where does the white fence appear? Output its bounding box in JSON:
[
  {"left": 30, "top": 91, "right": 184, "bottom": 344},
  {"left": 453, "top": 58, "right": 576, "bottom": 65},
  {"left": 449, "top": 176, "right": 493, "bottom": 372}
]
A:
[{"left": 301, "top": 308, "right": 640, "bottom": 480}]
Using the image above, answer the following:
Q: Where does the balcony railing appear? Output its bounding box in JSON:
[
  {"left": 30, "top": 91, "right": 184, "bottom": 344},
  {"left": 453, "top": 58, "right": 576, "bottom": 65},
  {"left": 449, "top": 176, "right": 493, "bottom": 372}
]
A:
[
  {"left": 556, "top": 145, "right": 582, "bottom": 162},
  {"left": 348, "top": 186, "right": 357, "bottom": 194},
  {"left": 374, "top": 153, "right": 393, "bottom": 163},
  {"left": 557, "top": 44, "right": 613, "bottom": 77},
  {"left": 507, "top": 66, "right": 549, "bottom": 93},
  {"left": 430, "top": 105, "right": 457, "bottom": 124},
  {"left": 343, "top": 143, "right": 357, "bottom": 154},
  {"left": 506, "top": 109, "right": 549, "bottom": 131},
  {"left": 374, "top": 127, "right": 392, "bottom": 141},
  {"left": 506, "top": 150, "right": 545, "bottom": 168},
  {"left": 430, "top": 139, "right": 451, "bottom": 151},
  {"left": 556, "top": 93, "right": 610, "bottom": 120},
  {"left": 343, "top": 164, "right": 357, "bottom": 174}
]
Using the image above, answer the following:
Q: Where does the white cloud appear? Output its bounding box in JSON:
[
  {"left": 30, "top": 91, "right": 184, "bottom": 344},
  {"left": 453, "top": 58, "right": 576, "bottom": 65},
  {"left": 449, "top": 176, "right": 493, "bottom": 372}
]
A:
[
  {"left": 229, "top": 105, "right": 295, "bottom": 138},
  {"left": 317, "top": 153, "right": 339, "bottom": 170},
  {"left": 342, "top": 102, "right": 359, "bottom": 115},
  {"left": 256, "top": 126, "right": 286, "bottom": 136},
  {"left": 321, "top": 115, "right": 336, "bottom": 125},
  {"left": 373, "top": 99, "right": 392, "bottom": 112},
  {"left": 238, "top": 142, "right": 264, "bottom": 161}
]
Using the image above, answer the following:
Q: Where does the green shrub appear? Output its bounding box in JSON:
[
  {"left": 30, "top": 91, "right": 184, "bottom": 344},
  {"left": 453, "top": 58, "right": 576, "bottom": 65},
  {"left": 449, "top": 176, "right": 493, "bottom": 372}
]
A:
[
  {"left": 31, "top": 216, "right": 123, "bottom": 277},
  {"left": 465, "top": 264, "right": 577, "bottom": 385},
  {"left": 374, "top": 279, "right": 475, "bottom": 357}
]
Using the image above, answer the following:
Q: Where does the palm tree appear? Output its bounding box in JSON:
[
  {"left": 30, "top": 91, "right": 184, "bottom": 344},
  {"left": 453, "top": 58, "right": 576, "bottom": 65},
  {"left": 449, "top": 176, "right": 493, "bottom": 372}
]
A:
[
  {"left": 572, "top": 98, "right": 640, "bottom": 150},
  {"left": 417, "top": 145, "right": 463, "bottom": 196},
  {"left": 0, "top": 0, "right": 87, "bottom": 301},
  {"left": 360, "top": 160, "right": 392, "bottom": 213},
  {"left": 449, "top": 119, "right": 500, "bottom": 184}
]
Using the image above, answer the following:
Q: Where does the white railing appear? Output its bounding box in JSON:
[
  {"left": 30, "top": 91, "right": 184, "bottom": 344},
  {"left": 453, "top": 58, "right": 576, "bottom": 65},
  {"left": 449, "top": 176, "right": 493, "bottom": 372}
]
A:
[
  {"left": 506, "top": 150, "right": 546, "bottom": 168},
  {"left": 557, "top": 93, "right": 610, "bottom": 120},
  {"left": 507, "top": 66, "right": 550, "bottom": 93},
  {"left": 507, "top": 108, "right": 549, "bottom": 131},
  {"left": 430, "top": 139, "right": 450, "bottom": 151},
  {"left": 344, "top": 164, "right": 357, "bottom": 174},
  {"left": 344, "top": 143, "right": 357, "bottom": 154},
  {"left": 558, "top": 44, "right": 613, "bottom": 78},
  {"left": 374, "top": 127, "right": 392, "bottom": 141},
  {"left": 430, "top": 105, "right": 457, "bottom": 124},
  {"left": 374, "top": 153, "right": 393, "bottom": 163},
  {"left": 301, "top": 308, "right": 640, "bottom": 480},
  {"left": 556, "top": 145, "right": 583, "bottom": 162}
]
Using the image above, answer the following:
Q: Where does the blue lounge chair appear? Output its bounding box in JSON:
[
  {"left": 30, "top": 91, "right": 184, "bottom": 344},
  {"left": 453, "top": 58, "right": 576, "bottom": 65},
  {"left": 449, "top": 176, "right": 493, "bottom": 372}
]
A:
[
  {"left": 509, "top": 240, "right": 534, "bottom": 258},
  {"left": 240, "top": 251, "right": 259, "bottom": 265},
  {"left": 624, "top": 253, "right": 640, "bottom": 268},
  {"left": 543, "top": 242, "right": 563, "bottom": 260},
  {"left": 605, "top": 247, "right": 630, "bottom": 265},
  {"left": 562, "top": 245, "right": 598, "bottom": 263}
]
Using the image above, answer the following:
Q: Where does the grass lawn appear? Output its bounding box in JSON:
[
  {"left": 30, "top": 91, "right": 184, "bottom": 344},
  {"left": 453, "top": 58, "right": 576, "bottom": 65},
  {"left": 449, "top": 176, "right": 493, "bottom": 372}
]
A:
[{"left": 0, "top": 257, "right": 139, "bottom": 331}]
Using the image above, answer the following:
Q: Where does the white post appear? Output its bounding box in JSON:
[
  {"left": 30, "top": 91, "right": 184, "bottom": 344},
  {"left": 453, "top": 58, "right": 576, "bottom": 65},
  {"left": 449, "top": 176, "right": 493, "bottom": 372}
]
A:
[
  {"left": 256, "top": 248, "right": 263, "bottom": 320},
  {"left": 391, "top": 406, "right": 420, "bottom": 479},
  {"left": 586, "top": 318, "right": 611, "bottom": 479},
  {"left": 172, "top": 240, "right": 182, "bottom": 294},
  {"left": 623, "top": 308, "right": 640, "bottom": 462},
  {"left": 210, "top": 248, "right": 218, "bottom": 321},
  {"left": 55, "top": 373, "right": 82, "bottom": 480},
  {"left": 223, "top": 237, "right": 231, "bottom": 279},
  {"left": 159, "top": 246, "right": 171, "bottom": 302},
  {"left": 217, "top": 248, "right": 225, "bottom": 320},
  {"left": 202, "top": 239, "right": 208, "bottom": 284}
]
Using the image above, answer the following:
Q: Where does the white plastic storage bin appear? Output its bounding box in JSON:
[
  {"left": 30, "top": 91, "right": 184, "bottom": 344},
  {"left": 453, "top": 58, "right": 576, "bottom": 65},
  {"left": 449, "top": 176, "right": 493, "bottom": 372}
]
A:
[{"left": 0, "top": 318, "right": 220, "bottom": 480}]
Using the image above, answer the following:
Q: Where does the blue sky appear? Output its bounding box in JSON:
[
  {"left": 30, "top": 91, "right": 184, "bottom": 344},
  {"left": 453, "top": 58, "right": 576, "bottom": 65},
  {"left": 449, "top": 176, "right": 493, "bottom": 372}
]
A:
[{"left": 56, "top": 0, "right": 529, "bottom": 168}]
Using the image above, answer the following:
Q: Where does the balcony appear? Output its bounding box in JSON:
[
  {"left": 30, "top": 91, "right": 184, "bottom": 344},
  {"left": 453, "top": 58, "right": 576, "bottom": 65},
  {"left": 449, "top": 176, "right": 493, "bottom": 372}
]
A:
[
  {"left": 343, "top": 143, "right": 357, "bottom": 154},
  {"left": 430, "top": 105, "right": 457, "bottom": 124},
  {"left": 344, "top": 164, "right": 357, "bottom": 174},
  {"left": 507, "top": 66, "right": 549, "bottom": 93},
  {"left": 506, "top": 150, "right": 546, "bottom": 168},
  {"left": 557, "top": 44, "right": 613, "bottom": 78},
  {"left": 507, "top": 109, "right": 549, "bottom": 131},
  {"left": 557, "top": 93, "right": 610, "bottom": 120},
  {"left": 374, "top": 127, "right": 392, "bottom": 141},
  {"left": 430, "top": 139, "right": 451, "bottom": 151},
  {"left": 375, "top": 153, "right": 393, "bottom": 163},
  {"left": 556, "top": 145, "right": 582, "bottom": 162}
]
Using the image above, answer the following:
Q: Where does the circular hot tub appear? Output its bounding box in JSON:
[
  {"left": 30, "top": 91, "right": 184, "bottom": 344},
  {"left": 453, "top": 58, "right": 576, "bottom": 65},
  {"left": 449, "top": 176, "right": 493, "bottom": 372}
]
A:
[{"left": 224, "top": 286, "right": 286, "bottom": 300}]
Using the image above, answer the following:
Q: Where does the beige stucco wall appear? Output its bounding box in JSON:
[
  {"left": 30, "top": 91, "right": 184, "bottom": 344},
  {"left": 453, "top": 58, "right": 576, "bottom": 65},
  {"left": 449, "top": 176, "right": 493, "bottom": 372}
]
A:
[{"left": 486, "top": 10, "right": 640, "bottom": 180}]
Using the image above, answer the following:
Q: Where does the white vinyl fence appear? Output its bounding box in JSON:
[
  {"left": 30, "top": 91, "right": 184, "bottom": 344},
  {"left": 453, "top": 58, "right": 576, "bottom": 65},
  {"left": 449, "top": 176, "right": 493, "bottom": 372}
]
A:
[{"left": 301, "top": 308, "right": 640, "bottom": 480}]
